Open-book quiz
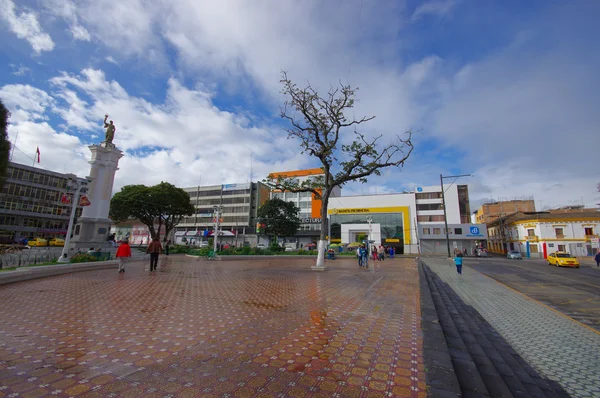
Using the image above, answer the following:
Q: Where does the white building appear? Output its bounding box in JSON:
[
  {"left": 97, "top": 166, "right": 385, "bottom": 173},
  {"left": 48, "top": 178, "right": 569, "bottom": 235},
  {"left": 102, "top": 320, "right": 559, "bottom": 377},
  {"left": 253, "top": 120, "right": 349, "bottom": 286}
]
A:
[
  {"left": 327, "top": 184, "right": 473, "bottom": 254},
  {"left": 487, "top": 211, "right": 600, "bottom": 257}
]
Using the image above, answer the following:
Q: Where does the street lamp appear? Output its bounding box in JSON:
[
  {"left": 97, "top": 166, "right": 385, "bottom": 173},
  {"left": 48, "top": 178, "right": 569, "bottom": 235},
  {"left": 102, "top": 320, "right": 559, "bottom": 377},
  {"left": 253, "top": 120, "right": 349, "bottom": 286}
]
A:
[
  {"left": 57, "top": 175, "right": 89, "bottom": 263},
  {"left": 440, "top": 173, "right": 473, "bottom": 258},
  {"left": 366, "top": 216, "right": 373, "bottom": 272},
  {"left": 212, "top": 205, "right": 222, "bottom": 254}
]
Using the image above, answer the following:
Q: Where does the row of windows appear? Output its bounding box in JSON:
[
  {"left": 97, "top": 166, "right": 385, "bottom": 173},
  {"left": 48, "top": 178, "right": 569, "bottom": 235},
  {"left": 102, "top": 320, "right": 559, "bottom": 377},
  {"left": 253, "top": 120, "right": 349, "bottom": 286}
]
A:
[
  {"left": 416, "top": 203, "right": 443, "bottom": 211},
  {"left": 189, "top": 189, "right": 251, "bottom": 198},
  {"left": 7, "top": 167, "right": 69, "bottom": 189},
  {"left": 422, "top": 227, "right": 463, "bottom": 235},
  {"left": 491, "top": 227, "right": 595, "bottom": 239},
  {"left": 415, "top": 192, "right": 442, "bottom": 200},
  {"left": 417, "top": 215, "right": 446, "bottom": 222},
  {"left": 0, "top": 199, "right": 80, "bottom": 217},
  {"left": 193, "top": 197, "right": 251, "bottom": 205},
  {"left": 3, "top": 182, "right": 62, "bottom": 202},
  {"left": 180, "top": 216, "right": 251, "bottom": 225},
  {"left": 0, "top": 215, "right": 66, "bottom": 229},
  {"left": 271, "top": 192, "right": 313, "bottom": 200}
]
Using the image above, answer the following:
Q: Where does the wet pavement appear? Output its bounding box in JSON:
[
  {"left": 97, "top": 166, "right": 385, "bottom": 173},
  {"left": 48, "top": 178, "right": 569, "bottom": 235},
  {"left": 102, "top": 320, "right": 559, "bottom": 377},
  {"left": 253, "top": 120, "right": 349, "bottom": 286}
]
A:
[{"left": 0, "top": 256, "right": 425, "bottom": 397}]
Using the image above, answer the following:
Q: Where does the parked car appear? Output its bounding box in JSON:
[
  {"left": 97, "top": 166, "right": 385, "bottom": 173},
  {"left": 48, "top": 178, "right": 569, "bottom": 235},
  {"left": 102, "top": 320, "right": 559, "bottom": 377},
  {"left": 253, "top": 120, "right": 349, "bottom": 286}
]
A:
[
  {"left": 285, "top": 247, "right": 295, "bottom": 252},
  {"left": 547, "top": 252, "right": 580, "bottom": 268},
  {"left": 199, "top": 241, "right": 209, "bottom": 247},
  {"left": 49, "top": 238, "right": 65, "bottom": 247},
  {"left": 477, "top": 249, "right": 489, "bottom": 257},
  {"left": 27, "top": 238, "right": 48, "bottom": 247},
  {"left": 506, "top": 250, "right": 522, "bottom": 260},
  {"left": 256, "top": 243, "right": 266, "bottom": 249}
]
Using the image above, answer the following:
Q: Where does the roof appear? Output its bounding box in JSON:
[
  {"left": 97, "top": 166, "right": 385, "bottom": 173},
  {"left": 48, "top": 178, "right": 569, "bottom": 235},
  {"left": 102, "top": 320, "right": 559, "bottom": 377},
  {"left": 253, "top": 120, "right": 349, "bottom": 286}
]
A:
[
  {"left": 269, "top": 168, "right": 324, "bottom": 178},
  {"left": 487, "top": 211, "right": 600, "bottom": 227}
]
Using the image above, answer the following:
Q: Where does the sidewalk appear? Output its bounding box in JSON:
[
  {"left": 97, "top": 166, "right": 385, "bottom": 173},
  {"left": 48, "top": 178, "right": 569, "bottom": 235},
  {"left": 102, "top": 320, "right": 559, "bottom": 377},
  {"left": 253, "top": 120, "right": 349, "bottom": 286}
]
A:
[{"left": 422, "top": 257, "right": 600, "bottom": 398}]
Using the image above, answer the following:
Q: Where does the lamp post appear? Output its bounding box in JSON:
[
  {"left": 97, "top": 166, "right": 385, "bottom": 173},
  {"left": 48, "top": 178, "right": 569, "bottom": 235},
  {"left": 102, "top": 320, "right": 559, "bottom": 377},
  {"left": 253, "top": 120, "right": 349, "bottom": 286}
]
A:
[
  {"left": 212, "top": 205, "right": 222, "bottom": 254},
  {"left": 366, "top": 216, "right": 373, "bottom": 272},
  {"left": 58, "top": 175, "right": 88, "bottom": 263},
  {"left": 440, "top": 173, "right": 473, "bottom": 258}
]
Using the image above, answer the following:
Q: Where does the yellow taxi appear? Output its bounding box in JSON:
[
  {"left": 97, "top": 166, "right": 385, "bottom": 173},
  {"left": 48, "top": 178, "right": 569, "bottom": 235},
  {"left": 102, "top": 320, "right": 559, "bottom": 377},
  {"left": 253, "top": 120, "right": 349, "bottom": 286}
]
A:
[
  {"left": 547, "top": 251, "right": 580, "bottom": 268},
  {"left": 49, "top": 238, "right": 65, "bottom": 247},
  {"left": 27, "top": 237, "right": 48, "bottom": 247}
]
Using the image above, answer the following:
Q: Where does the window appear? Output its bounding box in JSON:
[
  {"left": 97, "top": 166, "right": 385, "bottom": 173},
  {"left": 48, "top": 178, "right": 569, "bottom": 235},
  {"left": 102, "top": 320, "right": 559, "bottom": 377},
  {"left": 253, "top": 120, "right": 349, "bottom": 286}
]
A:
[
  {"left": 527, "top": 229, "right": 535, "bottom": 237},
  {"left": 422, "top": 228, "right": 431, "bottom": 235},
  {"left": 555, "top": 228, "right": 564, "bottom": 238},
  {"left": 585, "top": 227, "right": 594, "bottom": 236},
  {"left": 454, "top": 228, "right": 463, "bottom": 235},
  {"left": 557, "top": 244, "right": 566, "bottom": 251},
  {"left": 416, "top": 203, "right": 443, "bottom": 211},
  {"left": 433, "top": 228, "right": 441, "bottom": 235},
  {"left": 415, "top": 192, "right": 442, "bottom": 199},
  {"left": 417, "top": 215, "right": 446, "bottom": 222}
]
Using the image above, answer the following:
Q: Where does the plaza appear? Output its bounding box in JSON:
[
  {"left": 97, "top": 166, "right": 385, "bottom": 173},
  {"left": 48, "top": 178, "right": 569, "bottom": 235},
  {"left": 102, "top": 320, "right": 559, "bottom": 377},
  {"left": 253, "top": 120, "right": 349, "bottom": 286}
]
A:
[{"left": 0, "top": 256, "right": 425, "bottom": 397}]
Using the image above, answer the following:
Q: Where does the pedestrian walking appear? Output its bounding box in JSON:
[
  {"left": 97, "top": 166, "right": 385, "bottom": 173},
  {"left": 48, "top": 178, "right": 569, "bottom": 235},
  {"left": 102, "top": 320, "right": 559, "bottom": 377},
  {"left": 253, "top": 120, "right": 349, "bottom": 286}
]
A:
[
  {"left": 372, "top": 246, "right": 378, "bottom": 262},
  {"left": 454, "top": 252, "right": 463, "bottom": 275},
  {"left": 116, "top": 239, "right": 132, "bottom": 273},
  {"left": 146, "top": 237, "right": 163, "bottom": 272},
  {"left": 389, "top": 246, "right": 395, "bottom": 259},
  {"left": 360, "top": 245, "right": 368, "bottom": 268},
  {"left": 165, "top": 240, "right": 171, "bottom": 256},
  {"left": 377, "top": 245, "right": 385, "bottom": 261},
  {"left": 595, "top": 251, "right": 600, "bottom": 267}
]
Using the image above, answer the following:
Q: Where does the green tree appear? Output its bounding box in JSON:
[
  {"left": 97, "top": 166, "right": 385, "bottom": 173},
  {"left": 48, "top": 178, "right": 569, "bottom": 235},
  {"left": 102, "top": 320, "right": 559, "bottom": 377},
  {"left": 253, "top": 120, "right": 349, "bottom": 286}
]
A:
[
  {"left": 110, "top": 182, "right": 194, "bottom": 241},
  {"left": 0, "top": 100, "right": 12, "bottom": 192},
  {"left": 356, "top": 233, "right": 367, "bottom": 243},
  {"left": 264, "top": 72, "right": 413, "bottom": 268},
  {"left": 257, "top": 198, "right": 301, "bottom": 242}
]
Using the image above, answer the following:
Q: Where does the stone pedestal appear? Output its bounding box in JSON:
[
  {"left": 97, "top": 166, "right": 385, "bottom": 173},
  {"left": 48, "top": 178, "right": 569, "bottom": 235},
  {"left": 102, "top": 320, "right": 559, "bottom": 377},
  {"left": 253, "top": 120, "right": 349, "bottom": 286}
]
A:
[{"left": 70, "top": 143, "right": 123, "bottom": 251}]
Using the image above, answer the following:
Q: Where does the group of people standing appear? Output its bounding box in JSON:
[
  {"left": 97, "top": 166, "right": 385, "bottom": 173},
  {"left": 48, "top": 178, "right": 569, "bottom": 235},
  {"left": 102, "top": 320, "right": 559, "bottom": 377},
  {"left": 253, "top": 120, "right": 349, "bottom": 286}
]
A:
[
  {"left": 356, "top": 244, "right": 396, "bottom": 268},
  {"left": 114, "top": 237, "right": 171, "bottom": 273}
]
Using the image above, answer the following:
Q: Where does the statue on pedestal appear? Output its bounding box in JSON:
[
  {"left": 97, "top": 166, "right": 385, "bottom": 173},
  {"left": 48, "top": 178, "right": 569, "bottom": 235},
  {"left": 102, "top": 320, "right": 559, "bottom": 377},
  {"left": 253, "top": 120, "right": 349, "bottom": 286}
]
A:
[{"left": 103, "top": 114, "right": 116, "bottom": 146}]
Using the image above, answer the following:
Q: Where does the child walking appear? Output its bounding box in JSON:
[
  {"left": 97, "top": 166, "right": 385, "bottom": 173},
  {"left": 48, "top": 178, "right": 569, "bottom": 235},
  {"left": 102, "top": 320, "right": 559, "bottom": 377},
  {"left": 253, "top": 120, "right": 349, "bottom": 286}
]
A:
[
  {"left": 454, "top": 252, "right": 463, "bottom": 275},
  {"left": 116, "top": 239, "right": 132, "bottom": 273}
]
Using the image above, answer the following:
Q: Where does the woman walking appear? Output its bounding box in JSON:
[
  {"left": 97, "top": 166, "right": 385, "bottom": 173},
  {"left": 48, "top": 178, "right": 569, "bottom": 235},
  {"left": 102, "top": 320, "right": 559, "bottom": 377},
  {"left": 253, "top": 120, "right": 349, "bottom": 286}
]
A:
[{"left": 116, "top": 239, "right": 132, "bottom": 273}]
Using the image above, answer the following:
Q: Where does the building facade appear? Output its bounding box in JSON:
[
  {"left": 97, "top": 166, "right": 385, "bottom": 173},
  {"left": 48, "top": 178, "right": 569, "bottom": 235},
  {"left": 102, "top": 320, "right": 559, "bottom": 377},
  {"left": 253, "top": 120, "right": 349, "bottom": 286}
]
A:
[
  {"left": 173, "top": 182, "right": 269, "bottom": 246},
  {"left": 0, "top": 162, "right": 85, "bottom": 242},
  {"left": 473, "top": 199, "right": 536, "bottom": 224},
  {"left": 269, "top": 168, "right": 340, "bottom": 247},
  {"left": 327, "top": 184, "right": 473, "bottom": 255},
  {"left": 487, "top": 211, "right": 600, "bottom": 258},
  {"left": 418, "top": 224, "right": 488, "bottom": 255}
]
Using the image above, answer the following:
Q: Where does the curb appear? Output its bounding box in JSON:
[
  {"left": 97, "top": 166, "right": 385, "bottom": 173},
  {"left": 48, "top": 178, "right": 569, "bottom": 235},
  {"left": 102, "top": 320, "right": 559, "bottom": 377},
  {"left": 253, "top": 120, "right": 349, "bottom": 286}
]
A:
[
  {"left": 417, "top": 259, "right": 461, "bottom": 397},
  {"left": 0, "top": 260, "right": 121, "bottom": 285}
]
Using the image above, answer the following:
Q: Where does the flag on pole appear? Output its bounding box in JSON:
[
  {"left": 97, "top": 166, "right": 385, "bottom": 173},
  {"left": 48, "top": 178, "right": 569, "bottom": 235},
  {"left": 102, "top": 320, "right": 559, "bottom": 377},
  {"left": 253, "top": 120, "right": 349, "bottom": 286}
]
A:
[{"left": 35, "top": 147, "right": 40, "bottom": 163}]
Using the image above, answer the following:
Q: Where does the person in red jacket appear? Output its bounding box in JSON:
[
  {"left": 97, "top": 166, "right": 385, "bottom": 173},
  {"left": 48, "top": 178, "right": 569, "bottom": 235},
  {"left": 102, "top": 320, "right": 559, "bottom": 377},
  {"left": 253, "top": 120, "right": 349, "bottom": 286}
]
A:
[{"left": 116, "top": 239, "right": 132, "bottom": 273}]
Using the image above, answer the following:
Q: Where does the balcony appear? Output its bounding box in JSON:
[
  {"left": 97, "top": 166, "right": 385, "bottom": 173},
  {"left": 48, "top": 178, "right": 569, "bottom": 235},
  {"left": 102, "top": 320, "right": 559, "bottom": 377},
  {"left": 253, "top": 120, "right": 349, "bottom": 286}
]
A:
[
  {"left": 526, "top": 235, "right": 538, "bottom": 242},
  {"left": 555, "top": 234, "right": 565, "bottom": 240},
  {"left": 585, "top": 234, "right": 598, "bottom": 241}
]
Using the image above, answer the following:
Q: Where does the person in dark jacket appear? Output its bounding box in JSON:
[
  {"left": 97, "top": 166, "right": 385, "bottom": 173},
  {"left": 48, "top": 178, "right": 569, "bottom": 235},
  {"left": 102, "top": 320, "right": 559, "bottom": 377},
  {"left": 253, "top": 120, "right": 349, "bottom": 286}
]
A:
[
  {"left": 165, "top": 240, "right": 171, "bottom": 256},
  {"left": 595, "top": 251, "right": 600, "bottom": 267},
  {"left": 146, "top": 237, "right": 163, "bottom": 272}
]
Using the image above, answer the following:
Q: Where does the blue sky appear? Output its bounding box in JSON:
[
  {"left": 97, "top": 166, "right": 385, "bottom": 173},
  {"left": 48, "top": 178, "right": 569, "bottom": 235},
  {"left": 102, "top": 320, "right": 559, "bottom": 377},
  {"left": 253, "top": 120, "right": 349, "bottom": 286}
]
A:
[{"left": 1, "top": 0, "right": 599, "bottom": 210}]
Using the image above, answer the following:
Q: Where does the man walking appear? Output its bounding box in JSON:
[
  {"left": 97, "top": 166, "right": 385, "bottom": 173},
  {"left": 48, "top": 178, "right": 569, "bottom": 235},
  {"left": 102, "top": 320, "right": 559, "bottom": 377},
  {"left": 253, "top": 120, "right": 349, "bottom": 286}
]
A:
[
  {"left": 595, "top": 251, "right": 600, "bottom": 267},
  {"left": 146, "top": 237, "right": 163, "bottom": 272},
  {"left": 116, "top": 239, "right": 132, "bottom": 273}
]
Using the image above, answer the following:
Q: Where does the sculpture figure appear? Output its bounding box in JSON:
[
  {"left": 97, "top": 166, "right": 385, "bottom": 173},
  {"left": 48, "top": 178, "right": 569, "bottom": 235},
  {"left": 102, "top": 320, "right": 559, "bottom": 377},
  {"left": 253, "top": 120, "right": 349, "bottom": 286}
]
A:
[{"left": 103, "top": 114, "right": 116, "bottom": 144}]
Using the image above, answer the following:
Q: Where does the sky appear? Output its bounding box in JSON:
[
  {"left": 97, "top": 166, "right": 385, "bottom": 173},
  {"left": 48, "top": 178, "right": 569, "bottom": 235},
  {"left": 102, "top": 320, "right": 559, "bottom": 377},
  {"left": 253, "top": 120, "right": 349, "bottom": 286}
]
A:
[{"left": 1, "top": 0, "right": 599, "bottom": 212}]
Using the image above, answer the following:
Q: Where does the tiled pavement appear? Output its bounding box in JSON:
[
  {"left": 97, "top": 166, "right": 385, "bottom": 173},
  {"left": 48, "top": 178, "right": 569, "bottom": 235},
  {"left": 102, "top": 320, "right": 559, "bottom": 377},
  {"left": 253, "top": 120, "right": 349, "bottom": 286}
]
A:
[
  {"left": 422, "top": 257, "right": 600, "bottom": 398},
  {"left": 0, "top": 256, "right": 425, "bottom": 397}
]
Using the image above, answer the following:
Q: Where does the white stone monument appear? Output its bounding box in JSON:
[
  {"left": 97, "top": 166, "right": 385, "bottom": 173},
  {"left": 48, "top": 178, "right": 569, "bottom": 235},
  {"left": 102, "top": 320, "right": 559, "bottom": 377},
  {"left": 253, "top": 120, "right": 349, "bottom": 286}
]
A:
[{"left": 69, "top": 142, "right": 123, "bottom": 250}]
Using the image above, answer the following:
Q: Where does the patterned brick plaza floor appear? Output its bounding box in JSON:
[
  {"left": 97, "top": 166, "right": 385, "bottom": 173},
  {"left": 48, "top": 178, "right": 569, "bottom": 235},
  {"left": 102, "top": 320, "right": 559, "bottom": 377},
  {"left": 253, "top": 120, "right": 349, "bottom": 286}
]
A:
[{"left": 0, "top": 256, "right": 425, "bottom": 397}]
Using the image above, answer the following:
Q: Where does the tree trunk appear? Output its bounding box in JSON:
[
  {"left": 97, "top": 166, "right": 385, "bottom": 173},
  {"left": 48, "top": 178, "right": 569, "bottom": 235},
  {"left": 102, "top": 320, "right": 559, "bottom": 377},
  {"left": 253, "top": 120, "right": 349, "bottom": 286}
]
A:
[{"left": 314, "top": 190, "right": 330, "bottom": 269}]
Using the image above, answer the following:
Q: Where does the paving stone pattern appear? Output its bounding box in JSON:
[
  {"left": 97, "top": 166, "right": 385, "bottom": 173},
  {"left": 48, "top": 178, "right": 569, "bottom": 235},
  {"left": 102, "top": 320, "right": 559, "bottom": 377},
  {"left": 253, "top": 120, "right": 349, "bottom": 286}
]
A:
[
  {"left": 422, "top": 257, "right": 600, "bottom": 398},
  {"left": 0, "top": 256, "right": 425, "bottom": 397},
  {"left": 421, "top": 261, "right": 569, "bottom": 398}
]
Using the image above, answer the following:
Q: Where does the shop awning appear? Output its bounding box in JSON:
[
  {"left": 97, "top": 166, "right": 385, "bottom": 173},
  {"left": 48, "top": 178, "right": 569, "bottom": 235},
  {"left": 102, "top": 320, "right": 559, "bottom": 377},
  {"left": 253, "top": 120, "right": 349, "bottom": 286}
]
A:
[
  {"left": 175, "top": 231, "right": 186, "bottom": 236},
  {"left": 185, "top": 231, "right": 201, "bottom": 236}
]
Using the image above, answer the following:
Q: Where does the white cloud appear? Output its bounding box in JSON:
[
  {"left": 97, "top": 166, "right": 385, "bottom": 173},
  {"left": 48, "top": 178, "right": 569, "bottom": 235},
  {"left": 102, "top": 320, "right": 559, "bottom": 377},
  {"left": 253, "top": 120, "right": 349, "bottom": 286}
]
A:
[
  {"left": 69, "top": 24, "right": 90, "bottom": 41},
  {"left": 0, "top": 0, "right": 55, "bottom": 53},
  {"left": 411, "top": 0, "right": 457, "bottom": 21},
  {"left": 0, "top": 84, "right": 54, "bottom": 122},
  {"left": 105, "top": 56, "right": 118, "bottom": 66}
]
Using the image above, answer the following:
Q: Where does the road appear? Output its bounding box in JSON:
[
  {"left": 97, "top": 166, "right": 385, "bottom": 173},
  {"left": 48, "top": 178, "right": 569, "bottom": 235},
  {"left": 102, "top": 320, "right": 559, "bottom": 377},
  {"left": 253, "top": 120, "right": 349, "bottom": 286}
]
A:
[{"left": 463, "top": 256, "right": 600, "bottom": 332}]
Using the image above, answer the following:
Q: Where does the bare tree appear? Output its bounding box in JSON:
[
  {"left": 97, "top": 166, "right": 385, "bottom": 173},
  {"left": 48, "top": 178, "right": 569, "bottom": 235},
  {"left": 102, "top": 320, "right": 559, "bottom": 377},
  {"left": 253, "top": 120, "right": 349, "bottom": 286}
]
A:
[{"left": 264, "top": 72, "right": 413, "bottom": 269}]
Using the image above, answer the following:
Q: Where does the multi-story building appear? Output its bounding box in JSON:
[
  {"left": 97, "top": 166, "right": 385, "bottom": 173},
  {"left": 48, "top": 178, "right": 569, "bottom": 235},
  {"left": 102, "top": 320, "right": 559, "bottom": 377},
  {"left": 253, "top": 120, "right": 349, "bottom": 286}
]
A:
[
  {"left": 269, "top": 168, "right": 341, "bottom": 247},
  {"left": 473, "top": 199, "right": 536, "bottom": 224},
  {"left": 173, "top": 182, "right": 269, "bottom": 246},
  {"left": 327, "top": 184, "right": 476, "bottom": 255},
  {"left": 487, "top": 211, "right": 600, "bottom": 257},
  {"left": 0, "top": 162, "right": 85, "bottom": 242}
]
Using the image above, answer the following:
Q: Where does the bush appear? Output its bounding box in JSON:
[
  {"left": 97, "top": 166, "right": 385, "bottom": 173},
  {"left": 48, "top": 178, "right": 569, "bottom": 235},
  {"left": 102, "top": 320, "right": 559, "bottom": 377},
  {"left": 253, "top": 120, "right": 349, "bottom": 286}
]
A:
[
  {"left": 169, "top": 245, "right": 192, "bottom": 254},
  {"left": 189, "top": 247, "right": 212, "bottom": 256},
  {"left": 70, "top": 253, "right": 99, "bottom": 263},
  {"left": 269, "top": 243, "right": 285, "bottom": 253}
]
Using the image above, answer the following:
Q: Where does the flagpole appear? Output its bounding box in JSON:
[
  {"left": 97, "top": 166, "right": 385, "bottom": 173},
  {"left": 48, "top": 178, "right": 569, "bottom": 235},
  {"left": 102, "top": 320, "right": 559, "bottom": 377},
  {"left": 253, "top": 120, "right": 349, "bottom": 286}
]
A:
[{"left": 10, "top": 131, "right": 18, "bottom": 161}]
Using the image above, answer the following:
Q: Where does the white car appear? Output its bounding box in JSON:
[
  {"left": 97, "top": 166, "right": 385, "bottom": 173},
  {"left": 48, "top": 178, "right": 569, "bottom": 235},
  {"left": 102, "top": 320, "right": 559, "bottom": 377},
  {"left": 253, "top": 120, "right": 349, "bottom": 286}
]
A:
[
  {"left": 199, "top": 241, "right": 209, "bottom": 247},
  {"left": 256, "top": 243, "right": 266, "bottom": 249}
]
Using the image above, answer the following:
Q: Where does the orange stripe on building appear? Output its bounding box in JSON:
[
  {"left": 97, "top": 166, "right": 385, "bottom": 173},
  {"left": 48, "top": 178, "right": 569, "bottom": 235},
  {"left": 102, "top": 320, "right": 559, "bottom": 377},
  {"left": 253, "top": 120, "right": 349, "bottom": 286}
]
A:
[
  {"left": 269, "top": 168, "right": 324, "bottom": 178},
  {"left": 311, "top": 191, "right": 322, "bottom": 218}
]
